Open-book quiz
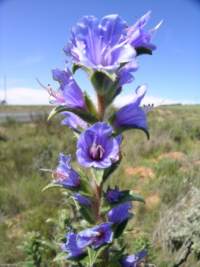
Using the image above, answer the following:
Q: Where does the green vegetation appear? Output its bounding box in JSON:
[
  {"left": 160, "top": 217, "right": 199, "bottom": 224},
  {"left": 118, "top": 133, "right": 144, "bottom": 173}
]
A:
[{"left": 1, "top": 105, "right": 200, "bottom": 266}]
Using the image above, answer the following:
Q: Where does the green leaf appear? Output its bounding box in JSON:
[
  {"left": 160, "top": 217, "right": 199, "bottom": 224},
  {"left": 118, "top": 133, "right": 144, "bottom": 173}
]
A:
[
  {"left": 48, "top": 106, "right": 98, "bottom": 124},
  {"left": 86, "top": 246, "right": 108, "bottom": 267},
  {"left": 42, "top": 183, "right": 62, "bottom": 192},
  {"left": 84, "top": 92, "right": 98, "bottom": 117},
  {"left": 136, "top": 46, "right": 153, "bottom": 56}
]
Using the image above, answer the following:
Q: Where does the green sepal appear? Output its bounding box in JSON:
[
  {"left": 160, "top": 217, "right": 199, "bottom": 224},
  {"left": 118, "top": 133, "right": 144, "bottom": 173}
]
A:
[
  {"left": 136, "top": 46, "right": 153, "bottom": 56},
  {"left": 128, "top": 191, "right": 145, "bottom": 203},
  {"left": 48, "top": 105, "right": 98, "bottom": 124},
  {"left": 90, "top": 71, "right": 113, "bottom": 95},
  {"left": 72, "top": 63, "right": 81, "bottom": 74},
  {"left": 90, "top": 71, "right": 119, "bottom": 106}
]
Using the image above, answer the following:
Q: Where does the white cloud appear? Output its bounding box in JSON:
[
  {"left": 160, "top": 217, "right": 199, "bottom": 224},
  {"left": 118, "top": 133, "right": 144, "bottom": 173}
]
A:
[
  {"left": 0, "top": 87, "right": 50, "bottom": 105},
  {"left": 114, "top": 93, "right": 178, "bottom": 108}
]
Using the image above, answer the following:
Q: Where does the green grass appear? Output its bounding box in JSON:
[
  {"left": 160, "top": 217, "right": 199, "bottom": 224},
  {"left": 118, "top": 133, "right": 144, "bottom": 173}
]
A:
[{"left": 1, "top": 105, "right": 200, "bottom": 266}]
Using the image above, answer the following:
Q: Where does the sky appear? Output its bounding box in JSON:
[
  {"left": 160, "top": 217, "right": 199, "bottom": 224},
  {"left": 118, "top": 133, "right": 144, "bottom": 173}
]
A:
[{"left": 0, "top": 0, "right": 200, "bottom": 105}]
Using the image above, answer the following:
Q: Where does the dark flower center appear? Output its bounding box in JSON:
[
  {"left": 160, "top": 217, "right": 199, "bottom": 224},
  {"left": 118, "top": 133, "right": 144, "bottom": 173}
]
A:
[{"left": 90, "top": 144, "right": 105, "bottom": 161}]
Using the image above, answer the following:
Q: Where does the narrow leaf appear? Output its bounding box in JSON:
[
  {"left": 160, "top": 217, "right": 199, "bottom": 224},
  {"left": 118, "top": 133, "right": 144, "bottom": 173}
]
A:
[
  {"left": 42, "top": 183, "right": 62, "bottom": 192},
  {"left": 48, "top": 105, "right": 98, "bottom": 124}
]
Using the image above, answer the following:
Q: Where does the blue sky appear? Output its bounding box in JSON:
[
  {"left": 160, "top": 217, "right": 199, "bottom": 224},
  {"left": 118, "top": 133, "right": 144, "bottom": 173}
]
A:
[{"left": 0, "top": 0, "right": 200, "bottom": 105}]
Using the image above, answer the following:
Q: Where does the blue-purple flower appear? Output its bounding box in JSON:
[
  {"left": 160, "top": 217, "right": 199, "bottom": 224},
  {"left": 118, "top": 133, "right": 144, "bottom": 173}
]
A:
[
  {"left": 48, "top": 68, "right": 85, "bottom": 109},
  {"left": 76, "top": 122, "right": 121, "bottom": 168},
  {"left": 61, "top": 112, "right": 88, "bottom": 130},
  {"left": 127, "top": 11, "right": 162, "bottom": 51},
  {"left": 73, "top": 193, "right": 91, "bottom": 206},
  {"left": 107, "top": 202, "right": 132, "bottom": 224},
  {"left": 113, "top": 85, "right": 148, "bottom": 133},
  {"left": 105, "top": 187, "right": 124, "bottom": 204},
  {"left": 64, "top": 15, "right": 136, "bottom": 74},
  {"left": 53, "top": 153, "right": 80, "bottom": 188},
  {"left": 77, "top": 223, "right": 113, "bottom": 249},
  {"left": 120, "top": 250, "right": 147, "bottom": 267},
  {"left": 61, "top": 232, "right": 85, "bottom": 258},
  {"left": 64, "top": 13, "right": 160, "bottom": 88}
]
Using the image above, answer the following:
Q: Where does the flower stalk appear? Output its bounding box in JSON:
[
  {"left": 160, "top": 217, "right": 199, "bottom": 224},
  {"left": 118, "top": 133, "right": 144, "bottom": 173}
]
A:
[{"left": 43, "top": 11, "right": 160, "bottom": 267}]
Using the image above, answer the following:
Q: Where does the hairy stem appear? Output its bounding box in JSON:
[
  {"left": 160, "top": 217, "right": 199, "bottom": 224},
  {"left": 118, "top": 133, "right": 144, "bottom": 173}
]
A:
[{"left": 91, "top": 175, "right": 109, "bottom": 267}]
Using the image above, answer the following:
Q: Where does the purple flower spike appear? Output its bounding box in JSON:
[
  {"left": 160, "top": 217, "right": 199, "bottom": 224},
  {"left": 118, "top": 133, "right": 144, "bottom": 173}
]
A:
[
  {"left": 73, "top": 193, "right": 91, "bottom": 206},
  {"left": 61, "top": 232, "right": 85, "bottom": 258},
  {"left": 53, "top": 153, "right": 80, "bottom": 188},
  {"left": 76, "top": 122, "right": 121, "bottom": 169},
  {"left": 127, "top": 11, "right": 162, "bottom": 51},
  {"left": 113, "top": 85, "right": 148, "bottom": 133},
  {"left": 108, "top": 202, "right": 132, "bottom": 224},
  {"left": 48, "top": 68, "right": 85, "bottom": 109},
  {"left": 65, "top": 15, "right": 136, "bottom": 74},
  {"left": 61, "top": 112, "right": 88, "bottom": 130},
  {"left": 105, "top": 187, "right": 124, "bottom": 204},
  {"left": 77, "top": 223, "right": 113, "bottom": 249},
  {"left": 121, "top": 250, "right": 147, "bottom": 267}
]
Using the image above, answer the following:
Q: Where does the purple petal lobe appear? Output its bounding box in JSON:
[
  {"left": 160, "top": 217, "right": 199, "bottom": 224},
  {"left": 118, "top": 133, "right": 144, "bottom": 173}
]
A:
[
  {"left": 48, "top": 68, "right": 85, "bottom": 109},
  {"left": 107, "top": 202, "right": 132, "bottom": 224},
  {"left": 61, "top": 112, "right": 87, "bottom": 130},
  {"left": 113, "top": 85, "right": 148, "bottom": 132},
  {"left": 53, "top": 153, "right": 80, "bottom": 188},
  {"left": 61, "top": 232, "right": 85, "bottom": 258},
  {"left": 76, "top": 122, "right": 120, "bottom": 169},
  {"left": 77, "top": 223, "right": 113, "bottom": 249}
]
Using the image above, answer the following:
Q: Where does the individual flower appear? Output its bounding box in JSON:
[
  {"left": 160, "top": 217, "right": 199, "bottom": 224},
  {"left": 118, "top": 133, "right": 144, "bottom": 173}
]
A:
[
  {"left": 48, "top": 68, "right": 85, "bottom": 109},
  {"left": 77, "top": 223, "right": 113, "bottom": 249},
  {"left": 64, "top": 15, "right": 137, "bottom": 74},
  {"left": 73, "top": 193, "right": 91, "bottom": 206},
  {"left": 61, "top": 232, "right": 85, "bottom": 258},
  {"left": 127, "top": 11, "right": 162, "bottom": 51},
  {"left": 107, "top": 202, "right": 132, "bottom": 224},
  {"left": 76, "top": 122, "right": 121, "bottom": 168},
  {"left": 105, "top": 186, "right": 124, "bottom": 204},
  {"left": 53, "top": 153, "right": 80, "bottom": 188},
  {"left": 120, "top": 250, "right": 147, "bottom": 267},
  {"left": 61, "top": 112, "right": 88, "bottom": 130},
  {"left": 113, "top": 85, "right": 148, "bottom": 133}
]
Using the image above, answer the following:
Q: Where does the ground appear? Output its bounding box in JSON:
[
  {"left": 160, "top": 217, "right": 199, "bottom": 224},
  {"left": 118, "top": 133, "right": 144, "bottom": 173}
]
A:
[{"left": 1, "top": 105, "right": 200, "bottom": 266}]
